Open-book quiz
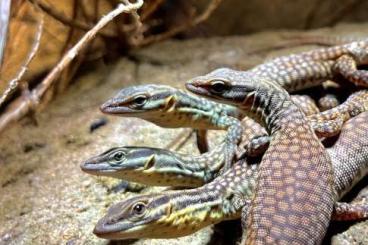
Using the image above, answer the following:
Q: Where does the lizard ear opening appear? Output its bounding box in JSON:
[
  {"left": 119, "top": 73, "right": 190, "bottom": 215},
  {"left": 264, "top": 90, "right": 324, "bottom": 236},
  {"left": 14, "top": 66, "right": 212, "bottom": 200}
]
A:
[
  {"left": 163, "top": 95, "right": 176, "bottom": 111},
  {"left": 143, "top": 155, "right": 155, "bottom": 170},
  {"left": 166, "top": 202, "right": 173, "bottom": 216},
  {"left": 242, "top": 91, "right": 257, "bottom": 107}
]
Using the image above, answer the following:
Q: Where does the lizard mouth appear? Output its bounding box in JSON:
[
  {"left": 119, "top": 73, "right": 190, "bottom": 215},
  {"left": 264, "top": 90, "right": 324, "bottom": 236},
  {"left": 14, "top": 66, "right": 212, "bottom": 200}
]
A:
[
  {"left": 100, "top": 100, "right": 122, "bottom": 114},
  {"left": 93, "top": 213, "right": 145, "bottom": 239},
  {"left": 100, "top": 100, "right": 139, "bottom": 114},
  {"left": 185, "top": 82, "right": 212, "bottom": 97},
  {"left": 80, "top": 161, "right": 118, "bottom": 173}
]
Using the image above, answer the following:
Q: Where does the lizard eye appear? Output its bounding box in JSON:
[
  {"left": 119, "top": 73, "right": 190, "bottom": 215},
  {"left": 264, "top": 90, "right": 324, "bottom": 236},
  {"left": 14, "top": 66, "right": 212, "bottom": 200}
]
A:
[
  {"left": 112, "top": 151, "right": 125, "bottom": 161},
  {"left": 210, "top": 80, "right": 228, "bottom": 94},
  {"left": 131, "top": 95, "right": 147, "bottom": 107},
  {"left": 131, "top": 202, "right": 146, "bottom": 216}
]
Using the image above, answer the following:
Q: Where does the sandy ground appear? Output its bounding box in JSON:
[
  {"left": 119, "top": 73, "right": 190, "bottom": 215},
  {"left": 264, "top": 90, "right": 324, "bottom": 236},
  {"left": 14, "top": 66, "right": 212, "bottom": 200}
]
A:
[{"left": 0, "top": 23, "right": 367, "bottom": 244}]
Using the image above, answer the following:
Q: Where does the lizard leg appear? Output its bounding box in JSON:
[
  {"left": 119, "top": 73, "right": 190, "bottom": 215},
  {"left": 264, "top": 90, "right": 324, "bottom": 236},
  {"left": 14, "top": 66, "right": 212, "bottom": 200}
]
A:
[
  {"left": 332, "top": 202, "right": 368, "bottom": 221},
  {"left": 244, "top": 135, "right": 270, "bottom": 157},
  {"left": 310, "top": 117, "right": 344, "bottom": 138},
  {"left": 308, "top": 90, "right": 368, "bottom": 137},
  {"left": 333, "top": 54, "right": 368, "bottom": 87},
  {"left": 222, "top": 117, "right": 243, "bottom": 170},
  {"left": 195, "top": 129, "right": 209, "bottom": 153},
  {"left": 318, "top": 94, "right": 340, "bottom": 111}
]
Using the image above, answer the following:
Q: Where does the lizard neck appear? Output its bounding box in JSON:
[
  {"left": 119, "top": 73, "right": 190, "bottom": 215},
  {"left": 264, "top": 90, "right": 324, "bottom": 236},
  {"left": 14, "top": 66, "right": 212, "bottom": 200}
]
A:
[
  {"left": 244, "top": 85, "right": 304, "bottom": 135},
  {"left": 174, "top": 90, "right": 244, "bottom": 128},
  {"left": 161, "top": 159, "right": 255, "bottom": 228}
]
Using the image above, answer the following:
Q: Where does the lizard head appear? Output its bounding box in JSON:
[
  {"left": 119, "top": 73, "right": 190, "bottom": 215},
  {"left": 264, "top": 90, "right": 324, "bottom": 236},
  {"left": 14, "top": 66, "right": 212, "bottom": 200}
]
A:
[
  {"left": 100, "top": 84, "right": 178, "bottom": 118},
  {"left": 185, "top": 68, "right": 259, "bottom": 110},
  {"left": 186, "top": 68, "right": 282, "bottom": 110},
  {"left": 93, "top": 194, "right": 172, "bottom": 239},
  {"left": 93, "top": 188, "right": 226, "bottom": 240},
  {"left": 81, "top": 146, "right": 204, "bottom": 187}
]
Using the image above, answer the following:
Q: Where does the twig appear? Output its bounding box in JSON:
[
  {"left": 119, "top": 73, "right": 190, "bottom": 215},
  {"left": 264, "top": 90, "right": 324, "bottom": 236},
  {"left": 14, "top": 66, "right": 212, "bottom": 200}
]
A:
[
  {"left": 0, "top": 0, "right": 144, "bottom": 134},
  {"left": 0, "top": 13, "right": 44, "bottom": 108},
  {"left": 123, "top": 0, "right": 144, "bottom": 45},
  {"left": 138, "top": 0, "right": 222, "bottom": 46},
  {"left": 28, "top": 0, "right": 116, "bottom": 38}
]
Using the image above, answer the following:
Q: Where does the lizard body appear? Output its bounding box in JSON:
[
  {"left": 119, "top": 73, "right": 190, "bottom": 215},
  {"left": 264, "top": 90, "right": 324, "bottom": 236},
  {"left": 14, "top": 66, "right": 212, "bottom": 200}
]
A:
[{"left": 186, "top": 69, "right": 335, "bottom": 244}]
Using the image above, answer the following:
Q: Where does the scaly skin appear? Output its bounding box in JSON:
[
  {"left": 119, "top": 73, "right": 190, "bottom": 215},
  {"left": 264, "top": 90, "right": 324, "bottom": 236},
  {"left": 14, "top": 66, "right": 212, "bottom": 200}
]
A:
[
  {"left": 186, "top": 69, "right": 334, "bottom": 244},
  {"left": 93, "top": 112, "right": 368, "bottom": 240}
]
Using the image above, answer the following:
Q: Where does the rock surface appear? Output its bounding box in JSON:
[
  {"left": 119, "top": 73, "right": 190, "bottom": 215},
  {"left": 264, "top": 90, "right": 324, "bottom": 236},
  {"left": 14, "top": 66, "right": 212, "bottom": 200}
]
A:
[
  {"left": 0, "top": 23, "right": 367, "bottom": 244},
  {"left": 194, "top": 0, "right": 368, "bottom": 35}
]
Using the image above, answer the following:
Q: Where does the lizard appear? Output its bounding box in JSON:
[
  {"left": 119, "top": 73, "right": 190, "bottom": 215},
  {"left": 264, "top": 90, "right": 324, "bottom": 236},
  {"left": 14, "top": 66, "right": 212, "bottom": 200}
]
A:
[
  {"left": 185, "top": 69, "right": 335, "bottom": 244},
  {"left": 81, "top": 143, "right": 227, "bottom": 187},
  {"left": 92, "top": 111, "right": 368, "bottom": 240}
]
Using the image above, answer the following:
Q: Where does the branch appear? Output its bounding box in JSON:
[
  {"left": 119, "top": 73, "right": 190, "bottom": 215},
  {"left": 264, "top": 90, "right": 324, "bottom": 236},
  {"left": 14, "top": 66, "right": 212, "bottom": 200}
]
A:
[{"left": 0, "top": 0, "right": 144, "bottom": 134}]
